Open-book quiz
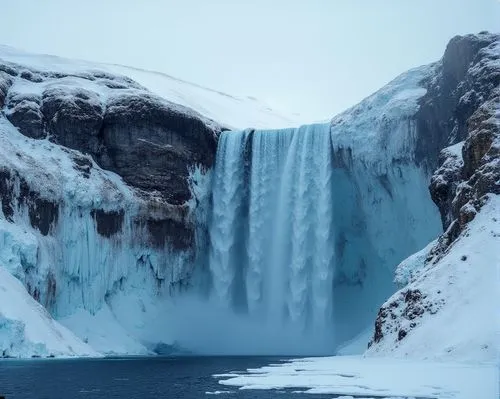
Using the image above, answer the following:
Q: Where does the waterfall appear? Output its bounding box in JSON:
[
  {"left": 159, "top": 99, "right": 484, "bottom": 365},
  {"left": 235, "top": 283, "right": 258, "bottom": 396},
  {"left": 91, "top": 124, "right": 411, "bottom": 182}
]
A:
[
  {"left": 208, "top": 124, "right": 336, "bottom": 341},
  {"left": 205, "top": 118, "right": 441, "bottom": 354}
]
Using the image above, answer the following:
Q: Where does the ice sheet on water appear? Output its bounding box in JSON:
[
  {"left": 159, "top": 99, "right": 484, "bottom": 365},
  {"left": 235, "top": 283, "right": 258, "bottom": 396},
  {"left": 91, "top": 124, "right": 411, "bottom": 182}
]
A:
[{"left": 216, "top": 355, "right": 499, "bottom": 399}]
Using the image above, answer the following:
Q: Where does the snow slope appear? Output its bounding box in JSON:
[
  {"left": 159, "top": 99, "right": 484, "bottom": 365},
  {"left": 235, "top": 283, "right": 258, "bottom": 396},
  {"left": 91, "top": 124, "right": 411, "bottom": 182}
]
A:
[
  {"left": 0, "top": 45, "right": 300, "bottom": 129},
  {"left": 366, "top": 194, "right": 500, "bottom": 362},
  {"left": 0, "top": 265, "right": 99, "bottom": 358}
]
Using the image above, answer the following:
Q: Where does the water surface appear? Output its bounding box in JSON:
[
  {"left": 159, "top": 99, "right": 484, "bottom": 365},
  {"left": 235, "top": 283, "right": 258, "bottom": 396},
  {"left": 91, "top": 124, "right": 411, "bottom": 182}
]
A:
[{"left": 0, "top": 356, "right": 333, "bottom": 399}]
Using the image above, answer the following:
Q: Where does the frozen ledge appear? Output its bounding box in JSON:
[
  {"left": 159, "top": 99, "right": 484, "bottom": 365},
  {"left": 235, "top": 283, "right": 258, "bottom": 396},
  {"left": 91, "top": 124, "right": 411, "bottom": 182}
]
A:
[{"left": 215, "top": 355, "right": 499, "bottom": 399}]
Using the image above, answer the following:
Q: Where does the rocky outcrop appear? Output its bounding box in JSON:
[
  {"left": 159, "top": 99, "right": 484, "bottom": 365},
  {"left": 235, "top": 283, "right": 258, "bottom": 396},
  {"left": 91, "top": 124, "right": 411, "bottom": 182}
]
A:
[
  {"left": 2, "top": 63, "right": 220, "bottom": 205},
  {"left": 368, "top": 32, "right": 499, "bottom": 351},
  {"left": 415, "top": 32, "right": 499, "bottom": 171},
  {"left": 428, "top": 34, "right": 499, "bottom": 258},
  {"left": 0, "top": 55, "right": 222, "bottom": 250}
]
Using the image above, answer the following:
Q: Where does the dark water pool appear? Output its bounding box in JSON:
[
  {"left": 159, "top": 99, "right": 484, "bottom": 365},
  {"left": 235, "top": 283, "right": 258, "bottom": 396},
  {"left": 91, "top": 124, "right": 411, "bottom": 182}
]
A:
[{"left": 0, "top": 356, "right": 333, "bottom": 399}]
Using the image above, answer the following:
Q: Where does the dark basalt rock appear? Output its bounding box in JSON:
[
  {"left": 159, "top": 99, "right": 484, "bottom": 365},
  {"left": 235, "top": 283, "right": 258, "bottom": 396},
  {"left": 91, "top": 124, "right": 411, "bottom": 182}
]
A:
[
  {"left": 0, "top": 169, "right": 59, "bottom": 235},
  {"left": 5, "top": 92, "right": 44, "bottom": 139},
  {"left": 20, "top": 69, "right": 43, "bottom": 83},
  {"left": 145, "top": 217, "right": 194, "bottom": 250},
  {"left": 1, "top": 58, "right": 220, "bottom": 208},
  {"left": 91, "top": 209, "right": 124, "bottom": 238},
  {"left": 370, "top": 33, "right": 499, "bottom": 351},
  {"left": 425, "top": 33, "right": 499, "bottom": 253},
  {"left": 0, "top": 169, "right": 15, "bottom": 221},
  {"left": 369, "top": 289, "right": 444, "bottom": 347},
  {"left": 0, "top": 71, "right": 13, "bottom": 108},
  {"left": 99, "top": 93, "right": 218, "bottom": 205},
  {"left": 19, "top": 180, "right": 59, "bottom": 236},
  {"left": 429, "top": 92, "right": 499, "bottom": 260},
  {"left": 40, "top": 85, "right": 105, "bottom": 153},
  {"left": 0, "top": 62, "right": 17, "bottom": 77},
  {"left": 429, "top": 147, "right": 463, "bottom": 229},
  {"left": 372, "top": 307, "right": 388, "bottom": 344}
]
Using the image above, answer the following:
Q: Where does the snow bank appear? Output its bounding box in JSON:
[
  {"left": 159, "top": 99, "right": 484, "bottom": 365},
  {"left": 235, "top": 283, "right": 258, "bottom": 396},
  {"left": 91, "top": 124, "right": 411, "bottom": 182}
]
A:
[{"left": 0, "top": 265, "right": 100, "bottom": 358}]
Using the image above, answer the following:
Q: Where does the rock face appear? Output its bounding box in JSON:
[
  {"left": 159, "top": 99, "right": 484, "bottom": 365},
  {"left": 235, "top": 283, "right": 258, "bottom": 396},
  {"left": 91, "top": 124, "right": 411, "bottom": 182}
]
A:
[
  {"left": 368, "top": 32, "right": 500, "bottom": 353},
  {"left": 0, "top": 55, "right": 221, "bottom": 249},
  {"left": 415, "top": 32, "right": 499, "bottom": 171},
  {"left": 428, "top": 33, "right": 499, "bottom": 257}
]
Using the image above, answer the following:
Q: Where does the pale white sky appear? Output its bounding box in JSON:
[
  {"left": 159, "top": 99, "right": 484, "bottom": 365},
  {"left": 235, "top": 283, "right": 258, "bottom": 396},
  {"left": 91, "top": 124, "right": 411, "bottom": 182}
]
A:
[{"left": 1, "top": 0, "right": 499, "bottom": 121}]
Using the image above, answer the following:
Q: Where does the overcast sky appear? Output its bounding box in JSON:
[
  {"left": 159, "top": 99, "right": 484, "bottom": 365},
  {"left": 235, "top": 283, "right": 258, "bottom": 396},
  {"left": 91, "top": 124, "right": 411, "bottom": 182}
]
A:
[{"left": 1, "top": 0, "right": 499, "bottom": 121}]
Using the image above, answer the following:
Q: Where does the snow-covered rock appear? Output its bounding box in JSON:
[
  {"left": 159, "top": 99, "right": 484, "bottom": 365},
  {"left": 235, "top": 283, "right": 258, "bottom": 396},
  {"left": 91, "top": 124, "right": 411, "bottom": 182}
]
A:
[
  {"left": 0, "top": 265, "right": 99, "bottom": 358},
  {"left": 0, "top": 44, "right": 300, "bottom": 130},
  {"left": 366, "top": 195, "right": 500, "bottom": 362},
  {"left": 367, "top": 33, "right": 500, "bottom": 362}
]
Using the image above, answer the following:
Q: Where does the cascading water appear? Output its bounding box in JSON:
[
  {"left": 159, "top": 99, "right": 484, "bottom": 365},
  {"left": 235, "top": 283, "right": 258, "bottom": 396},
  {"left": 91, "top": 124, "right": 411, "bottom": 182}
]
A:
[{"left": 208, "top": 124, "right": 337, "bottom": 351}]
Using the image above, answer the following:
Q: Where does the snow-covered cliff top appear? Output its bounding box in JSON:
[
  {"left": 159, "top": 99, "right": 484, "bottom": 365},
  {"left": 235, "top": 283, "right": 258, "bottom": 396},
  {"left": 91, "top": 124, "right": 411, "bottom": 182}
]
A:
[{"left": 0, "top": 45, "right": 300, "bottom": 129}]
